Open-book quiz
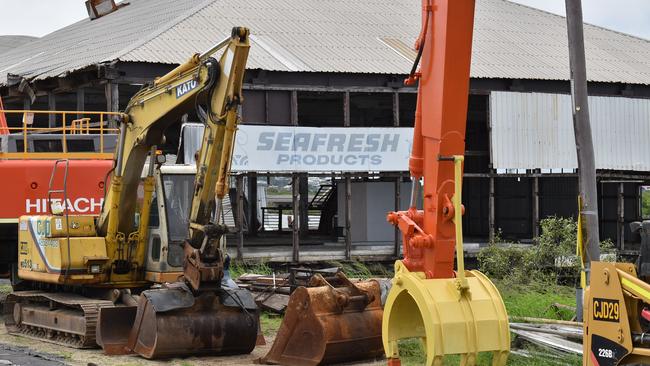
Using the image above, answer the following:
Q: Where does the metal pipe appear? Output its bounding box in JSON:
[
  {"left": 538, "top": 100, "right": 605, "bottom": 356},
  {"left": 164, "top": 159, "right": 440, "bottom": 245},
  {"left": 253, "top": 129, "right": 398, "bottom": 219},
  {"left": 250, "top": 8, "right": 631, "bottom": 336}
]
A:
[
  {"left": 114, "top": 121, "right": 127, "bottom": 177},
  {"left": 147, "top": 146, "right": 156, "bottom": 177},
  {"left": 215, "top": 198, "right": 223, "bottom": 224},
  {"left": 409, "top": 178, "right": 420, "bottom": 208},
  {"left": 199, "top": 36, "right": 231, "bottom": 61}
]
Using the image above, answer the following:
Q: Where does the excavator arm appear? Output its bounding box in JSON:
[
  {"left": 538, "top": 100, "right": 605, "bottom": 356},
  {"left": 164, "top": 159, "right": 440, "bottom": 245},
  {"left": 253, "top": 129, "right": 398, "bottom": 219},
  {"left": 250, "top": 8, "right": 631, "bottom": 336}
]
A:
[
  {"left": 382, "top": 2, "right": 510, "bottom": 365},
  {"left": 96, "top": 27, "right": 249, "bottom": 283}
]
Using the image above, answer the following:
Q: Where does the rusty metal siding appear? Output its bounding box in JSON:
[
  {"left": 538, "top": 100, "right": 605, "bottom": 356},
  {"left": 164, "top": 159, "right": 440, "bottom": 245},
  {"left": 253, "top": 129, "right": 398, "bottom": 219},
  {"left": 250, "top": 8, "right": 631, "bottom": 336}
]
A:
[{"left": 490, "top": 91, "right": 650, "bottom": 172}]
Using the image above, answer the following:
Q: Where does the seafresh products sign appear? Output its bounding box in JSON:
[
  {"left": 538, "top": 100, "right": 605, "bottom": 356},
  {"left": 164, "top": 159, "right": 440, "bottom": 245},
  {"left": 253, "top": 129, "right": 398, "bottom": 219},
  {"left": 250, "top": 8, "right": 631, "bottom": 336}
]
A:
[{"left": 231, "top": 126, "right": 413, "bottom": 172}]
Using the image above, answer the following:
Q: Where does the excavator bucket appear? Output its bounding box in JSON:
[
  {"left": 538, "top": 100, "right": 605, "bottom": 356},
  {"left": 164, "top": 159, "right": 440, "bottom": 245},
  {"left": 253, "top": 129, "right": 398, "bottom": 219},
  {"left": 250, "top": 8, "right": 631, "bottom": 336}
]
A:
[
  {"left": 97, "top": 282, "right": 259, "bottom": 359},
  {"left": 261, "top": 272, "right": 384, "bottom": 366},
  {"left": 383, "top": 261, "right": 510, "bottom": 366},
  {"left": 96, "top": 306, "right": 137, "bottom": 355}
]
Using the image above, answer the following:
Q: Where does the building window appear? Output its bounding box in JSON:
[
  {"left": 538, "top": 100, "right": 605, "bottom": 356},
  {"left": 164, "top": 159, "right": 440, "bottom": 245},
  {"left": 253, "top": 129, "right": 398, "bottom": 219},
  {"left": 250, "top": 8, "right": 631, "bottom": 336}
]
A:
[
  {"left": 640, "top": 186, "right": 650, "bottom": 219},
  {"left": 398, "top": 93, "right": 416, "bottom": 127},
  {"left": 298, "top": 91, "right": 343, "bottom": 127},
  {"left": 350, "top": 92, "right": 393, "bottom": 127},
  {"left": 267, "top": 90, "right": 291, "bottom": 125},
  {"left": 242, "top": 90, "right": 265, "bottom": 123}
]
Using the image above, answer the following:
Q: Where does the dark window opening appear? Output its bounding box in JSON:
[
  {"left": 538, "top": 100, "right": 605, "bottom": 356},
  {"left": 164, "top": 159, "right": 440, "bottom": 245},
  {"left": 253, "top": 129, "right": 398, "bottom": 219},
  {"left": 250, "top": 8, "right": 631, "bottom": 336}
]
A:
[
  {"left": 33, "top": 140, "right": 63, "bottom": 152},
  {"left": 398, "top": 93, "right": 416, "bottom": 127},
  {"left": 267, "top": 91, "right": 291, "bottom": 125},
  {"left": 242, "top": 90, "right": 265, "bottom": 123},
  {"left": 150, "top": 236, "right": 161, "bottom": 262},
  {"left": 350, "top": 93, "right": 393, "bottom": 127},
  {"left": 465, "top": 94, "right": 489, "bottom": 174},
  {"left": 298, "top": 91, "right": 343, "bottom": 127},
  {"left": 66, "top": 140, "right": 94, "bottom": 152}
]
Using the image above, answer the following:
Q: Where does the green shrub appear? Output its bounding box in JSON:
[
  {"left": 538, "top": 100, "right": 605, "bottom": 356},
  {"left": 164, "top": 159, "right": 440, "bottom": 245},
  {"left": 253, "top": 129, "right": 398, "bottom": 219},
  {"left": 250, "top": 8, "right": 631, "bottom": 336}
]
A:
[{"left": 478, "top": 216, "right": 613, "bottom": 285}]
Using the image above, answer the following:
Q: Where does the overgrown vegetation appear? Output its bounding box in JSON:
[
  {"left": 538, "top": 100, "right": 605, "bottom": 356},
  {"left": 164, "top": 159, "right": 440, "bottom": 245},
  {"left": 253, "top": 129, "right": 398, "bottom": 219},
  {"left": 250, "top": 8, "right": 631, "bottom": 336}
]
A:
[
  {"left": 397, "top": 339, "right": 580, "bottom": 366},
  {"left": 478, "top": 216, "right": 613, "bottom": 286},
  {"left": 229, "top": 260, "right": 274, "bottom": 279},
  {"left": 641, "top": 186, "right": 650, "bottom": 219},
  {"left": 327, "top": 260, "right": 392, "bottom": 279}
]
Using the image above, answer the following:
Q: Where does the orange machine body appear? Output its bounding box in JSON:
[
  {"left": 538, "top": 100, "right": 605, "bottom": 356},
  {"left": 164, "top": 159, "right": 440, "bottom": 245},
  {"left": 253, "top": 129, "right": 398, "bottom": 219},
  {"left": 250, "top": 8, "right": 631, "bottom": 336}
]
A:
[
  {"left": 0, "top": 159, "right": 112, "bottom": 221},
  {"left": 387, "top": 0, "right": 475, "bottom": 279}
]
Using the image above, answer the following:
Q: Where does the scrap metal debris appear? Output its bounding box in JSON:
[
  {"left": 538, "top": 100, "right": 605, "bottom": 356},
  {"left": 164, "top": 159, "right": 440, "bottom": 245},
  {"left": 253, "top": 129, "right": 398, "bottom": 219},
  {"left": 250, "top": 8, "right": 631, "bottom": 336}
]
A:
[
  {"left": 236, "top": 267, "right": 376, "bottom": 314},
  {"left": 510, "top": 321, "right": 583, "bottom": 355}
]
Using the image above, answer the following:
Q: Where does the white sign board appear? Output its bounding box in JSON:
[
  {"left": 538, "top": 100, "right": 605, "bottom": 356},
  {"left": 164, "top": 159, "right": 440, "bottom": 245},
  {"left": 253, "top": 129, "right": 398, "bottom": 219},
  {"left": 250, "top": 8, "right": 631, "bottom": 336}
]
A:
[{"left": 230, "top": 125, "right": 413, "bottom": 172}]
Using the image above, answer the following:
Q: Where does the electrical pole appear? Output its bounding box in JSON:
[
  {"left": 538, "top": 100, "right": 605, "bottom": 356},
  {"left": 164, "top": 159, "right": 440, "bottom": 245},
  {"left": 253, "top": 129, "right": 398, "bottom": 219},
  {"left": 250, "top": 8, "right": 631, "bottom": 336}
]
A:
[{"left": 565, "top": 0, "right": 600, "bottom": 321}]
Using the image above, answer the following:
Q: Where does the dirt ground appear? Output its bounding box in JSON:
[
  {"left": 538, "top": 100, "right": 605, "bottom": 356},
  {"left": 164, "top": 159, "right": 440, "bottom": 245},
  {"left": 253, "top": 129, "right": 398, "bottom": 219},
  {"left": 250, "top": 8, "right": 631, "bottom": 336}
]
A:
[{"left": 0, "top": 324, "right": 384, "bottom": 366}]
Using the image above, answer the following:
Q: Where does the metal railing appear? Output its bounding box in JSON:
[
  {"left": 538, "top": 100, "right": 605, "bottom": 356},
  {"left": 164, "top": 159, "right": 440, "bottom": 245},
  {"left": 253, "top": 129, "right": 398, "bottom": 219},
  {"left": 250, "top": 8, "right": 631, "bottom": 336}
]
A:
[{"left": 0, "top": 110, "right": 121, "bottom": 159}]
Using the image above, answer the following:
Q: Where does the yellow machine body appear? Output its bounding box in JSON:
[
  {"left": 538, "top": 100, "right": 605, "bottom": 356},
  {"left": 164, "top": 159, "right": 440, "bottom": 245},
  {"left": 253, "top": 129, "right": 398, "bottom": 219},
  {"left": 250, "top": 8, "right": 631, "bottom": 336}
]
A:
[
  {"left": 583, "top": 261, "right": 650, "bottom": 365},
  {"left": 17, "top": 215, "right": 109, "bottom": 285},
  {"left": 384, "top": 156, "right": 510, "bottom": 365},
  {"left": 383, "top": 261, "right": 510, "bottom": 366}
]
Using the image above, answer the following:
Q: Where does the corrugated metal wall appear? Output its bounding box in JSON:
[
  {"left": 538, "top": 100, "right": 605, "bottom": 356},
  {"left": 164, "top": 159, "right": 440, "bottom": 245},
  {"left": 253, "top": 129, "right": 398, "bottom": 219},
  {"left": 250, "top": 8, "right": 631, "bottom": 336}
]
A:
[{"left": 490, "top": 91, "right": 650, "bottom": 171}]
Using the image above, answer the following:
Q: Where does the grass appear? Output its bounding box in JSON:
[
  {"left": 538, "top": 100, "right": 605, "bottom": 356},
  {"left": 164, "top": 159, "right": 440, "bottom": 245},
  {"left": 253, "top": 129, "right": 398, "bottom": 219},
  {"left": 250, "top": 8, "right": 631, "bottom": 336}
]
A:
[
  {"left": 235, "top": 260, "right": 581, "bottom": 364},
  {"left": 498, "top": 280, "right": 577, "bottom": 321},
  {"left": 260, "top": 312, "right": 283, "bottom": 337},
  {"left": 57, "top": 351, "right": 73, "bottom": 360},
  {"left": 327, "top": 260, "right": 393, "bottom": 279},
  {"left": 229, "top": 260, "right": 274, "bottom": 280}
]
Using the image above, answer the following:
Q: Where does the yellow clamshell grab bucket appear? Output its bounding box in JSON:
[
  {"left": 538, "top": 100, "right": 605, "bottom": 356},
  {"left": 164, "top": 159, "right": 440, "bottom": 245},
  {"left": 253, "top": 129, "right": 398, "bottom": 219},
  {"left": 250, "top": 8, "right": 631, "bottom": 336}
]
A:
[{"left": 382, "top": 156, "right": 510, "bottom": 366}]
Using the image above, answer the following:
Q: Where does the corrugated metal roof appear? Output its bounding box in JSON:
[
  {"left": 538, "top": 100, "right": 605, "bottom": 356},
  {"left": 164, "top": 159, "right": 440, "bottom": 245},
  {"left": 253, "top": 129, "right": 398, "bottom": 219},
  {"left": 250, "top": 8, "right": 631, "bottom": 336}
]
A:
[
  {"left": 0, "top": 36, "right": 37, "bottom": 55},
  {"left": 490, "top": 91, "right": 650, "bottom": 172},
  {"left": 2, "top": 0, "right": 650, "bottom": 85}
]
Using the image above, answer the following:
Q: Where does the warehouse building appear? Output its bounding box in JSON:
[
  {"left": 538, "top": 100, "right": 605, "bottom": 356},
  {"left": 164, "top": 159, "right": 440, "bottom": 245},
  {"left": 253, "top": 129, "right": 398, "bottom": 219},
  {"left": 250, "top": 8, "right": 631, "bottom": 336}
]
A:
[{"left": 2, "top": 0, "right": 650, "bottom": 261}]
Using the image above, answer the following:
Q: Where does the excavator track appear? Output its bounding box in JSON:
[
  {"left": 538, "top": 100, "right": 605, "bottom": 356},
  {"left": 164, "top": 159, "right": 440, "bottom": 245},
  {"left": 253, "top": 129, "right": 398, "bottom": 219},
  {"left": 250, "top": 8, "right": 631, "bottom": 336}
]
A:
[{"left": 3, "top": 291, "right": 114, "bottom": 348}]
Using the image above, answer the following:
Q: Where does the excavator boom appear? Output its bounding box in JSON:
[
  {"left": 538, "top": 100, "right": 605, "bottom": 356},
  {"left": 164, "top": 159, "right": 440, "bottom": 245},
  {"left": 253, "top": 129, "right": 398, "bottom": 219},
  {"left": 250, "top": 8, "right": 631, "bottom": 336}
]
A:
[{"left": 382, "top": 1, "right": 510, "bottom": 365}]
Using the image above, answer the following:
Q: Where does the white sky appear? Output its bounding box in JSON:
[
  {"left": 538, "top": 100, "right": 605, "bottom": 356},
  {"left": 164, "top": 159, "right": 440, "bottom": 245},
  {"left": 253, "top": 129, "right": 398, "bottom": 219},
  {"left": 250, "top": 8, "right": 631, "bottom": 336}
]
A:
[
  {"left": 0, "top": 0, "right": 648, "bottom": 40},
  {"left": 511, "top": 0, "right": 650, "bottom": 40}
]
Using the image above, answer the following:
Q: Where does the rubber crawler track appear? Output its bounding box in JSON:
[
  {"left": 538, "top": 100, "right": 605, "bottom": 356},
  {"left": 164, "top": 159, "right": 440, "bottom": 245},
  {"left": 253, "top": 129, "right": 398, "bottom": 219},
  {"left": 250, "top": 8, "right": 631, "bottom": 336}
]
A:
[{"left": 3, "top": 291, "right": 114, "bottom": 349}]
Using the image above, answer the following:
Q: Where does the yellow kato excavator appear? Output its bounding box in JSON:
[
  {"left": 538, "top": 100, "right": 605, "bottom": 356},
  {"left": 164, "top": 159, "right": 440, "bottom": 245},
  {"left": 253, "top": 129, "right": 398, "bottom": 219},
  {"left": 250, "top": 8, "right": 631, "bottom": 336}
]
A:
[{"left": 4, "top": 27, "right": 255, "bottom": 359}]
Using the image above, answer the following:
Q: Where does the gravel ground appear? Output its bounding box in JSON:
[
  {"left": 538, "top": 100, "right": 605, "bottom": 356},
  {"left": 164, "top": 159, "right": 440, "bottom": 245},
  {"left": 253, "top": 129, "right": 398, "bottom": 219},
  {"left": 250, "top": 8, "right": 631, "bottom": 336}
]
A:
[
  {"left": 0, "top": 324, "right": 384, "bottom": 366},
  {"left": 0, "top": 344, "right": 65, "bottom": 366}
]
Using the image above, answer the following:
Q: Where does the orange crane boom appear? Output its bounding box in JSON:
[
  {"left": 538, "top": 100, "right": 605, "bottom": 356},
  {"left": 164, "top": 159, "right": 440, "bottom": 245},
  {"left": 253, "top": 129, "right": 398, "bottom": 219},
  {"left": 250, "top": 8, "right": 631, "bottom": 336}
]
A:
[
  {"left": 387, "top": 0, "right": 475, "bottom": 278},
  {"left": 383, "top": 1, "right": 510, "bottom": 364}
]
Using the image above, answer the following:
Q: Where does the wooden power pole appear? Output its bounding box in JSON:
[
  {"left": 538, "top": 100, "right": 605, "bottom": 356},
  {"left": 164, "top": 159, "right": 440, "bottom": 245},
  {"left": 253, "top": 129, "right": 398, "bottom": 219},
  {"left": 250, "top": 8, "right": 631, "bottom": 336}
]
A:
[{"left": 565, "top": 0, "right": 600, "bottom": 320}]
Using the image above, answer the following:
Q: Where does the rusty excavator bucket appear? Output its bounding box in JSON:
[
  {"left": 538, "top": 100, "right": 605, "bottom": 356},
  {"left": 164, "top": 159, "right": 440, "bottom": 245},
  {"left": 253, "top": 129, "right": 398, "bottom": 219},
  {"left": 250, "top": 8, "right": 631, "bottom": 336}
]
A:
[
  {"left": 261, "top": 272, "right": 384, "bottom": 366},
  {"left": 97, "top": 282, "right": 259, "bottom": 359},
  {"left": 96, "top": 305, "right": 138, "bottom": 355}
]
